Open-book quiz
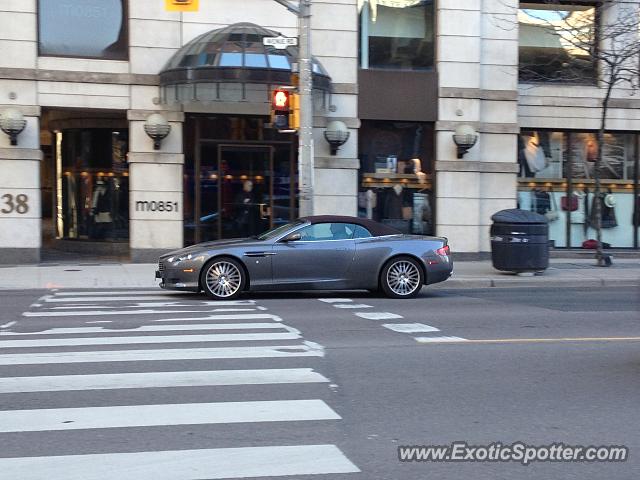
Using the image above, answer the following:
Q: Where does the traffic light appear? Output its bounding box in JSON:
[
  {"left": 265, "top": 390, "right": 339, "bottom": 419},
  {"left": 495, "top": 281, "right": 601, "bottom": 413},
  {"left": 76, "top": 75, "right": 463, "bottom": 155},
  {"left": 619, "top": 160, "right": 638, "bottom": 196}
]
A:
[
  {"left": 289, "top": 93, "right": 300, "bottom": 131},
  {"left": 271, "top": 88, "right": 291, "bottom": 131}
]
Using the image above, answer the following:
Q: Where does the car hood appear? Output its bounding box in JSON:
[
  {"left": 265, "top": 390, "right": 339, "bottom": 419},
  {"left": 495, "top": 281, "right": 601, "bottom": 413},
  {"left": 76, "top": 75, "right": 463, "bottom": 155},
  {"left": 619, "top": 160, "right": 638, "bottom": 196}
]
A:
[{"left": 160, "top": 238, "right": 263, "bottom": 259}]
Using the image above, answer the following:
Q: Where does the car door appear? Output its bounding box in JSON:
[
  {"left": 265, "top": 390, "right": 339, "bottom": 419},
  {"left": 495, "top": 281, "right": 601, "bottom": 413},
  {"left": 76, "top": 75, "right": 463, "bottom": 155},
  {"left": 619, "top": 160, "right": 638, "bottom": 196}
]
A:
[{"left": 271, "top": 222, "right": 356, "bottom": 286}]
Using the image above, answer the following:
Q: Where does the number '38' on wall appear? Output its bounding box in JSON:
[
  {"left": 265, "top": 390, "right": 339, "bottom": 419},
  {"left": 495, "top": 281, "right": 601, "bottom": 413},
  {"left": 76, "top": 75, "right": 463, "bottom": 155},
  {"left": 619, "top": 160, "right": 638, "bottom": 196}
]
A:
[{"left": 1, "top": 194, "right": 29, "bottom": 214}]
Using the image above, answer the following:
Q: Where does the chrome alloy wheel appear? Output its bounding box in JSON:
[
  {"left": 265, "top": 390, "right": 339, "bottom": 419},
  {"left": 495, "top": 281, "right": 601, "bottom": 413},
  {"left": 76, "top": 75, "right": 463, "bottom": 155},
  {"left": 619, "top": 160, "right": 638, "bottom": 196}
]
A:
[
  {"left": 205, "top": 260, "right": 242, "bottom": 298},
  {"left": 386, "top": 260, "right": 421, "bottom": 296}
]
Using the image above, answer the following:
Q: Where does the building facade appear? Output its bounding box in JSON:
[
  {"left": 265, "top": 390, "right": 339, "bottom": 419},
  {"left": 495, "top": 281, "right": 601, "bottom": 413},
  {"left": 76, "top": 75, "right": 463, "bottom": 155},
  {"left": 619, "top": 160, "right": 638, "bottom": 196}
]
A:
[{"left": 0, "top": 0, "right": 638, "bottom": 264}]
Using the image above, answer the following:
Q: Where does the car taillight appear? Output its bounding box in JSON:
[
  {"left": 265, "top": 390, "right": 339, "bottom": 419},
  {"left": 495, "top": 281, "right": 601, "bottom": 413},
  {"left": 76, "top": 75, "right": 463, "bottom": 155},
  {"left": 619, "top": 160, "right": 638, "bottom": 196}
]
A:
[{"left": 435, "top": 245, "right": 450, "bottom": 256}]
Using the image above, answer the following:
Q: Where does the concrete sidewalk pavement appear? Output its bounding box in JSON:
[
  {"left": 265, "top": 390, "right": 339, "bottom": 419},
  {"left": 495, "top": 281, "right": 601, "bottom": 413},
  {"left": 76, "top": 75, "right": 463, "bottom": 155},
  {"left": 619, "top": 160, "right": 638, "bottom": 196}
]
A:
[{"left": 0, "top": 258, "right": 637, "bottom": 291}]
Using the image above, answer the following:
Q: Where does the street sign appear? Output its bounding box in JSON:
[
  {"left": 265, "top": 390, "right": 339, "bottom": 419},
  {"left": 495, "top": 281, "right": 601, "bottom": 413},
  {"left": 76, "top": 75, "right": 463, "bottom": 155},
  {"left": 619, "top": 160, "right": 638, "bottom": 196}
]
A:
[
  {"left": 263, "top": 36, "right": 298, "bottom": 49},
  {"left": 165, "top": 0, "right": 199, "bottom": 12}
]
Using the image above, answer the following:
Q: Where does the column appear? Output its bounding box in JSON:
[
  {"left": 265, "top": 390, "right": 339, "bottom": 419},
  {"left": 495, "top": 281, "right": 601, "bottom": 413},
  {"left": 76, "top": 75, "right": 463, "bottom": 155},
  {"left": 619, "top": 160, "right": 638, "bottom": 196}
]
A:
[
  {"left": 128, "top": 109, "right": 184, "bottom": 263},
  {"left": 435, "top": 0, "right": 519, "bottom": 253},
  {"left": 310, "top": 0, "right": 359, "bottom": 215},
  {"left": 0, "top": 104, "right": 41, "bottom": 264}
]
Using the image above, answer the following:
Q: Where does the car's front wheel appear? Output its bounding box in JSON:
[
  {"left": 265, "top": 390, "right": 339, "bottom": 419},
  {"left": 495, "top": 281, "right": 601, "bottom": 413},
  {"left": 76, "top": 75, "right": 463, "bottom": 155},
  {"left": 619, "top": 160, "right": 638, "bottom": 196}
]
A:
[
  {"left": 200, "top": 257, "right": 246, "bottom": 300},
  {"left": 380, "top": 256, "right": 424, "bottom": 299}
]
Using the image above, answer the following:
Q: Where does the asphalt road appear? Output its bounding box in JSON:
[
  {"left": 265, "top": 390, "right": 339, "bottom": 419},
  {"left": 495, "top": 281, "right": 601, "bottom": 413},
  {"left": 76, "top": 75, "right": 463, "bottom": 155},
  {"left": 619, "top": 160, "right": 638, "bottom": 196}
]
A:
[{"left": 0, "top": 286, "right": 639, "bottom": 479}]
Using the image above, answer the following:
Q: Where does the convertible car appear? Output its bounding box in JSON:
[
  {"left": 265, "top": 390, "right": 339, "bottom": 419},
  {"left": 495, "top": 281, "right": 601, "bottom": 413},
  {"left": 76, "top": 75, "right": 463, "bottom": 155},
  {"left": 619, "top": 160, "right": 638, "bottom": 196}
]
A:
[{"left": 156, "top": 215, "right": 452, "bottom": 299}]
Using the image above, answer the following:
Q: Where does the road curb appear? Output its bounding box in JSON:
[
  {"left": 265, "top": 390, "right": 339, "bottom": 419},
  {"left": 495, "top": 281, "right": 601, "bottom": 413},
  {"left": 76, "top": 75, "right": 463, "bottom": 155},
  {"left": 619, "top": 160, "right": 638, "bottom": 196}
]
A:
[{"left": 434, "top": 277, "right": 640, "bottom": 289}]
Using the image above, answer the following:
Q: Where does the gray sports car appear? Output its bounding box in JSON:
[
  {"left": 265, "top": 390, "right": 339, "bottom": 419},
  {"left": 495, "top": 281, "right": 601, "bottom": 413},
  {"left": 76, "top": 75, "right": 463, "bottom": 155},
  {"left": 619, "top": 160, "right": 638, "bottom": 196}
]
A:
[{"left": 156, "top": 215, "right": 453, "bottom": 299}]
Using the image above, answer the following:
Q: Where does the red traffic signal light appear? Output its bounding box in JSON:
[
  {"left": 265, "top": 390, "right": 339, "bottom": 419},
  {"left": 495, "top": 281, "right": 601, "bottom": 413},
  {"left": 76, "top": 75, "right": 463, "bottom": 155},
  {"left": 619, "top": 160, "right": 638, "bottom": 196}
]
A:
[{"left": 272, "top": 89, "right": 290, "bottom": 112}]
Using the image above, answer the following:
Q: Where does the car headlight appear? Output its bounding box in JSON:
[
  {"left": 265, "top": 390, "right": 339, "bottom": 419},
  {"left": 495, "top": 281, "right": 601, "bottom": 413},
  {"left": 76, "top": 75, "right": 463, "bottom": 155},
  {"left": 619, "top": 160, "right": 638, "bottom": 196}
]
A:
[{"left": 168, "top": 253, "right": 193, "bottom": 263}]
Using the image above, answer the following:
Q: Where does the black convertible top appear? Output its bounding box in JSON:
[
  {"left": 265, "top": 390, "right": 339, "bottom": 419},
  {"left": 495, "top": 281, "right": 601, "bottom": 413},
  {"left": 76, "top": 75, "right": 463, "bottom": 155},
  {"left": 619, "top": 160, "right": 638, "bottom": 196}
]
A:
[{"left": 301, "top": 215, "right": 401, "bottom": 237}]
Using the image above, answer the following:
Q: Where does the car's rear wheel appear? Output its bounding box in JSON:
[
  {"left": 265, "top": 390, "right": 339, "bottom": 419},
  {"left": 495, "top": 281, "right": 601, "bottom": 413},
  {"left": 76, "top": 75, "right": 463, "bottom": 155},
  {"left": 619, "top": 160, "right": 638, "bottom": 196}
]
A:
[
  {"left": 200, "top": 257, "right": 246, "bottom": 300},
  {"left": 380, "top": 256, "right": 423, "bottom": 299}
]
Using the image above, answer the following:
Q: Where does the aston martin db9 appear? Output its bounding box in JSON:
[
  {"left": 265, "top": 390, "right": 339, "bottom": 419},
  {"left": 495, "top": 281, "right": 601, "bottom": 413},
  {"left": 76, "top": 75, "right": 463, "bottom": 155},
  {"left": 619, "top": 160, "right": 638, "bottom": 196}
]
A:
[{"left": 156, "top": 215, "right": 452, "bottom": 299}]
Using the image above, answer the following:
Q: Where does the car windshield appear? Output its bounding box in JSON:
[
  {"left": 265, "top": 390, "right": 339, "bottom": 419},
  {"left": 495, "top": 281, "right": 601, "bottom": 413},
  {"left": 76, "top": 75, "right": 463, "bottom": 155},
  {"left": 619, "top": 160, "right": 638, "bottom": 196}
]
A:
[{"left": 255, "top": 220, "right": 306, "bottom": 240}]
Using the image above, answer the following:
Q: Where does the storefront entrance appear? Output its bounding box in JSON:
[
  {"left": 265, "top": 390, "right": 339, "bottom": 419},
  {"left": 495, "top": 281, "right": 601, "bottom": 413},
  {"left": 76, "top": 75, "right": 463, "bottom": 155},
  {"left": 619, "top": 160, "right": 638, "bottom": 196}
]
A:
[
  {"left": 40, "top": 109, "right": 130, "bottom": 260},
  {"left": 184, "top": 115, "right": 297, "bottom": 245}
]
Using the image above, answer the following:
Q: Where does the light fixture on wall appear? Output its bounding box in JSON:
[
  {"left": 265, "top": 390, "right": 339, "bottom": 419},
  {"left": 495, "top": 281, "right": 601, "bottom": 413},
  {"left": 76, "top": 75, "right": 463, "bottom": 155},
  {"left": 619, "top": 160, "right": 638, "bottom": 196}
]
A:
[
  {"left": 143, "top": 113, "right": 171, "bottom": 150},
  {"left": 0, "top": 108, "right": 27, "bottom": 146},
  {"left": 324, "top": 120, "right": 350, "bottom": 156},
  {"left": 452, "top": 124, "right": 478, "bottom": 159}
]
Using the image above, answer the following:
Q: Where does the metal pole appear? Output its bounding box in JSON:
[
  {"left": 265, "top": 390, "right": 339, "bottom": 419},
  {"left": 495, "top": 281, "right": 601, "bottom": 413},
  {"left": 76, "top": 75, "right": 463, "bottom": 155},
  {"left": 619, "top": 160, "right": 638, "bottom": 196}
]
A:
[
  {"left": 297, "top": 0, "right": 314, "bottom": 216},
  {"left": 272, "top": 0, "right": 314, "bottom": 216}
]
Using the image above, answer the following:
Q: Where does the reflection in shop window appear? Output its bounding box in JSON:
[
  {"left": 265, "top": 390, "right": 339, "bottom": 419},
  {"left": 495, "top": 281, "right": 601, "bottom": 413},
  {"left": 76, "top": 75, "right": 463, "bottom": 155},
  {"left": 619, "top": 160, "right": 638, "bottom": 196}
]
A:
[
  {"left": 38, "top": 0, "right": 127, "bottom": 59},
  {"left": 518, "top": 3, "right": 596, "bottom": 83},
  {"left": 359, "top": 0, "right": 435, "bottom": 70}
]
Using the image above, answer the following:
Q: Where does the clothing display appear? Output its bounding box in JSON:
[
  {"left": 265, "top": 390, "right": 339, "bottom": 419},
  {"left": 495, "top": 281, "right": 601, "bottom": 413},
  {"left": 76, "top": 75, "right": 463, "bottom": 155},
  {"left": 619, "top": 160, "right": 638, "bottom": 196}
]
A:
[
  {"left": 567, "top": 190, "right": 587, "bottom": 225},
  {"left": 519, "top": 132, "right": 551, "bottom": 177},
  {"left": 589, "top": 190, "right": 618, "bottom": 229},
  {"left": 530, "top": 189, "right": 551, "bottom": 215},
  {"left": 382, "top": 185, "right": 405, "bottom": 219}
]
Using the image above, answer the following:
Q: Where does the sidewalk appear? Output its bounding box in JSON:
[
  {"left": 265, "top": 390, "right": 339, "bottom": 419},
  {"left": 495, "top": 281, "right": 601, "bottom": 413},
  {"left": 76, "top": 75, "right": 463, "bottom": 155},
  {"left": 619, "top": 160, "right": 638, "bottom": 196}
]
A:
[{"left": 0, "top": 258, "right": 637, "bottom": 291}]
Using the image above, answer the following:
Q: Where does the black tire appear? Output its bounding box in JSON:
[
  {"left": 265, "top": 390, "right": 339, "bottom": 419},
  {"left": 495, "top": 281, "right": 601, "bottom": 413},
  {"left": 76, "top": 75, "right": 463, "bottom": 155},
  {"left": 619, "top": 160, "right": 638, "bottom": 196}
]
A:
[
  {"left": 200, "top": 257, "right": 246, "bottom": 300},
  {"left": 380, "top": 256, "right": 424, "bottom": 299}
]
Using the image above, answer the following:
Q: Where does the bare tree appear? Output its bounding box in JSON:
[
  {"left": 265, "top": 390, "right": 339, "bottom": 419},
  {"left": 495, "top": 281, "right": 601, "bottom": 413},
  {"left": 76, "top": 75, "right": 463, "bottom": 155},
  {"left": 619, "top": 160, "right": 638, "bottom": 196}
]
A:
[{"left": 507, "top": 0, "right": 640, "bottom": 265}]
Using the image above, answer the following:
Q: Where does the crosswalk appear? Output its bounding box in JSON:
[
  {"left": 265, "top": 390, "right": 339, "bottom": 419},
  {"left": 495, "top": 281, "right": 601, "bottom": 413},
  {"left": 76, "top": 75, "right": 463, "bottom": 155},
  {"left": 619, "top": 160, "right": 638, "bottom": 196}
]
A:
[
  {"left": 318, "top": 297, "right": 469, "bottom": 343},
  {"left": 0, "top": 289, "right": 359, "bottom": 479}
]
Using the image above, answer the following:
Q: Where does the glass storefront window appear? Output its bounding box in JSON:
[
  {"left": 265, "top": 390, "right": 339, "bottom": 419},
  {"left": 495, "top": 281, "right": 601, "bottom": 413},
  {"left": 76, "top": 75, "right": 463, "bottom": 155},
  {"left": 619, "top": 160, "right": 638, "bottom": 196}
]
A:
[
  {"left": 517, "top": 130, "right": 639, "bottom": 249},
  {"left": 358, "top": 120, "right": 434, "bottom": 234},
  {"left": 56, "top": 129, "right": 129, "bottom": 241},
  {"left": 518, "top": 3, "right": 596, "bottom": 83},
  {"left": 183, "top": 115, "right": 297, "bottom": 245},
  {"left": 359, "top": 0, "right": 435, "bottom": 70},
  {"left": 38, "top": 0, "right": 127, "bottom": 59}
]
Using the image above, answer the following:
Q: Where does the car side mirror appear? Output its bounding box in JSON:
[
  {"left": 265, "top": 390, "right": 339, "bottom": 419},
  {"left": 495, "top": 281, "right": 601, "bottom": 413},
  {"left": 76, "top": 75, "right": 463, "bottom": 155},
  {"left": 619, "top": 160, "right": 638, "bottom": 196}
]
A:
[{"left": 282, "top": 232, "right": 301, "bottom": 242}]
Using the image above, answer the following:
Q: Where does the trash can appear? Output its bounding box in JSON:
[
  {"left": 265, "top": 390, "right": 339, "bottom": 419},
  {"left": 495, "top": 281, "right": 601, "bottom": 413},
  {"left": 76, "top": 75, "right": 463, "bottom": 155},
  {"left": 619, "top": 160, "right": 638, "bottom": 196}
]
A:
[{"left": 490, "top": 209, "right": 549, "bottom": 272}]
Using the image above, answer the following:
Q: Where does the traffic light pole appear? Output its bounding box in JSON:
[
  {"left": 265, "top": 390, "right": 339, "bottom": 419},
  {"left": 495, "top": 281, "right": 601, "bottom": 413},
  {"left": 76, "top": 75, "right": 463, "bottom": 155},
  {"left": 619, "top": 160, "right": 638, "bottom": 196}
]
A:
[{"left": 273, "top": 0, "right": 314, "bottom": 216}]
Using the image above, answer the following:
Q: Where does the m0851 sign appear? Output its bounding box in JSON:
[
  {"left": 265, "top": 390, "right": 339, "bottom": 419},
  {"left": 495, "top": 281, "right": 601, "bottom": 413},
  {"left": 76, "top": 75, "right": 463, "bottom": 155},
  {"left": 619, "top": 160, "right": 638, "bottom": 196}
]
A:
[{"left": 135, "top": 200, "right": 179, "bottom": 213}]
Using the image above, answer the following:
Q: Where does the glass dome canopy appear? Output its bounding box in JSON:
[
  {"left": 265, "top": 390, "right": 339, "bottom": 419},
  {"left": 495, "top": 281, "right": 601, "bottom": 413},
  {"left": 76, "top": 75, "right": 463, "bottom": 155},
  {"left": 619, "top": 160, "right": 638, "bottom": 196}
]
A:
[{"left": 160, "top": 23, "right": 332, "bottom": 104}]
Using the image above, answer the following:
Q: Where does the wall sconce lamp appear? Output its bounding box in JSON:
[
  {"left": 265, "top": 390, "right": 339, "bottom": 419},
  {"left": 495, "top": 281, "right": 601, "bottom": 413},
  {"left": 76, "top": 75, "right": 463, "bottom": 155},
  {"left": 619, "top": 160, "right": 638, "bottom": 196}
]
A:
[
  {"left": 143, "top": 113, "right": 171, "bottom": 150},
  {"left": 324, "top": 120, "right": 350, "bottom": 156},
  {"left": 452, "top": 124, "right": 478, "bottom": 159},
  {"left": 0, "top": 108, "right": 27, "bottom": 146}
]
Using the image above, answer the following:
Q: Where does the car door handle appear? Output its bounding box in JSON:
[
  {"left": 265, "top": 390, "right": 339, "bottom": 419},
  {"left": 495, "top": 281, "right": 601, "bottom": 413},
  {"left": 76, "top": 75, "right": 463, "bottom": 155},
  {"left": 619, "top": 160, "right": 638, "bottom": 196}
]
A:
[{"left": 244, "top": 251, "right": 276, "bottom": 257}]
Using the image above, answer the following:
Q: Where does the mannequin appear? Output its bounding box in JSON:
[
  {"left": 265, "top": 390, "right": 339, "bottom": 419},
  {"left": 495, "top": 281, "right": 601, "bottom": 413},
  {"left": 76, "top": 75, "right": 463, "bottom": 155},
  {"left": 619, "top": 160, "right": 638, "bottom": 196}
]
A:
[
  {"left": 235, "top": 180, "right": 259, "bottom": 236},
  {"left": 365, "top": 189, "right": 376, "bottom": 219},
  {"left": 91, "top": 179, "right": 112, "bottom": 239}
]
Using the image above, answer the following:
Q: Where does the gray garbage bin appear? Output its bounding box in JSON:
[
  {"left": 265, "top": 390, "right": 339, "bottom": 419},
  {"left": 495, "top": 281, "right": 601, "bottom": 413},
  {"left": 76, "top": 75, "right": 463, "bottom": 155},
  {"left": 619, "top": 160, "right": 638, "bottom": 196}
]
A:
[{"left": 490, "top": 209, "right": 549, "bottom": 272}]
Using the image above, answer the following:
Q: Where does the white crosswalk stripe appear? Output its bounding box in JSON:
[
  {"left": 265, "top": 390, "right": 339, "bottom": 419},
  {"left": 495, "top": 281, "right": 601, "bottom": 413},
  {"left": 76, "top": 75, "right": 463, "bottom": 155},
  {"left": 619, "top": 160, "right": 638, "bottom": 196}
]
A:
[
  {"left": 23, "top": 309, "right": 276, "bottom": 317},
  {"left": 0, "top": 445, "right": 360, "bottom": 480},
  {"left": 415, "top": 336, "right": 469, "bottom": 343},
  {"left": 50, "top": 290, "right": 201, "bottom": 296},
  {"left": 0, "top": 322, "right": 293, "bottom": 336},
  {"left": 0, "top": 400, "right": 341, "bottom": 433},
  {"left": 382, "top": 323, "right": 440, "bottom": 333},
  {"left": 0, "top": 368, "right": 329, "bottom": 393},
  {"left": 0, "top": 331, "right": 302, "bottom": 348},
  {"left": 44, "top": 296, "right": 257, "bottom": 303},
  {"left": 0, "top": 343, "right": 325, "bottom": 365},
  {"left": 0, "top": 291, "right": 359, "bottom": 478}
]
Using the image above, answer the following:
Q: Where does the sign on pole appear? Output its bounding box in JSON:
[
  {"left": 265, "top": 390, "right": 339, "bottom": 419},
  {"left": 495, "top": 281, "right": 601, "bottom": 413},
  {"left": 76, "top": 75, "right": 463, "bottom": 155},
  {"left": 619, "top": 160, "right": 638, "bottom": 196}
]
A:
[
  {"left": 263, "top": 36, "right": 298, "bottom": 49},
  {"left": 165, "top": 0, "right": 199, "bottom": 12}
]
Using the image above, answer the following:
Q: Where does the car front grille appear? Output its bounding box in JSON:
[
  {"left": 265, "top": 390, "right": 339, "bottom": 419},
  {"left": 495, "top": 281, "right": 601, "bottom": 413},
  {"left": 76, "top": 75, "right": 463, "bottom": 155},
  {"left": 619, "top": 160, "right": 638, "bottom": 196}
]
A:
[{"left": 158, "top": 261, "right": 165, "bottom": 275}]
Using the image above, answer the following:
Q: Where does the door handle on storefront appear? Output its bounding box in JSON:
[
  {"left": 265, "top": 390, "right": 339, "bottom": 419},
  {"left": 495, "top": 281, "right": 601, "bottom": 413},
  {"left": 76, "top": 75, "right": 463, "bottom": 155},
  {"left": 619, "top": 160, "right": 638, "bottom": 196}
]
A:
[{"left": 244, "top": 251, "right": 276, "bottom": 257}]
